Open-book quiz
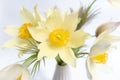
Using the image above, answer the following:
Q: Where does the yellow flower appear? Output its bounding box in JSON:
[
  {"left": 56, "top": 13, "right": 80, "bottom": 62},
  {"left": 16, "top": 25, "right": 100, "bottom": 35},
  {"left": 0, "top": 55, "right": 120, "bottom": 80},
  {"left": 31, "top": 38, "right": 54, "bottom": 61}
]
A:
[
  {"left": 108, "top": 0, "right": 120, "bottom": 9},
  {"left": 0, "top": 64, "right": 32, "bottom": 80},
  {"left": 87, "top": 26, "right": 120, "bottom": 80},
  {"left": 28, "top": 9, "right": 90, "bottom": 67},
  {"left": 3, "top": 6, "right": 41, "bottom": 48}
]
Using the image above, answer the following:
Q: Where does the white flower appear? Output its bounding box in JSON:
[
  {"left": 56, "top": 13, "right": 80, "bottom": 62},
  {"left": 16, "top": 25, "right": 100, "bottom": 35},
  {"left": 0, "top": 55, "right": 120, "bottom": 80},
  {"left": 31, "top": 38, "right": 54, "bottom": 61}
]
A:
[
  {"left": 87, "top": 25, "right": 120, "bottom": 80},
  {"left": 0, "top": 64, "right": 32, "bottom": 80}
]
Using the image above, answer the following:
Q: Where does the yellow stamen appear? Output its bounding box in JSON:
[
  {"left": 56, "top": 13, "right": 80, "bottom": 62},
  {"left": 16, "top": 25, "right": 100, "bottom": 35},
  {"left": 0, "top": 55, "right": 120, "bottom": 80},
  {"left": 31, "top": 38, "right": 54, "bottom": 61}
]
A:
[
  {"left": 49, "top": 29, "right": 70, "bottom": 46},
  {"left": 90, "top": 52, "right": 108, "bottom": 64},
  {"left": 17, "top": 74, "right": 22, "bottom": 80},
  {"left": 18, "top": 23, "right": 32, "bottom": 39}
]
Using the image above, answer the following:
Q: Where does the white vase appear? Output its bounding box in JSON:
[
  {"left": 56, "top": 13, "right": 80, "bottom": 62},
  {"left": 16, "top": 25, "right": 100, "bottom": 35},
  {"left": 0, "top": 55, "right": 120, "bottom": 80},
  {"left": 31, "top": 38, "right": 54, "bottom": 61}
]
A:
[{"left": 53, "top": 64, "right": 71, "bottom": 80}]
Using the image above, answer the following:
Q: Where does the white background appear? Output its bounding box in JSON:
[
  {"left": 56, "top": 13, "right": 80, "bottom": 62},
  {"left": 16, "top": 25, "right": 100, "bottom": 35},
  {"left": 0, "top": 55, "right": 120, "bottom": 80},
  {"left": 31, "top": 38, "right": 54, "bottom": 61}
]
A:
[{"left": 0, "top": 0, "right": 120, "bottom": 80}]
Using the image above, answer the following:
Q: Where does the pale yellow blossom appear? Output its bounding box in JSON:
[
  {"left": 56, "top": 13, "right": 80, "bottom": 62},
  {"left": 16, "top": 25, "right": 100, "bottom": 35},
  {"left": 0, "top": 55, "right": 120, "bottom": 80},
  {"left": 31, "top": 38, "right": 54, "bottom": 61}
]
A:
[
  {"left": 3, "top": 6, "right": 41, "bottom": 48},
  {"left": 29, "top": 9, "right": 90, "bottom": 67}
]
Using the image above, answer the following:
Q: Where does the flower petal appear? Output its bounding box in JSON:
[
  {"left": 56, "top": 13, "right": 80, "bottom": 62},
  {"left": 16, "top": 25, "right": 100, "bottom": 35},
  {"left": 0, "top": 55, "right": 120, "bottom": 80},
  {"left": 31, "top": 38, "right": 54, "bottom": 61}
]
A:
[
  {"left": 87, "top": 57, "right": 112, "bottom": 80},
  {"left": 68, "top": 30, "right": 90, "bottom": 48},
  {"left": 34, "top": 5, "right": 41, "bottom": 22},
  {"left": 108, "top": 0, "right": 120, "bottom": 9},
  {"left": 95, "top": 27, "right": 120, "bottom": 44},
  {"left": 46, "top": 8, "right": 63, "bottom": 31},
  {"left": 20, "top": 7, "right": 36, "bottom": 24},
  {"left": 89, "top": 40, "right": 111, "bottom": 57},
  {"left": 87, "top": 58, "right": 98, "bottom": 80},
  {"left": 96, "top": 22, "right": 120, "bottom": 36},
  {"left": 59, "top": 47, "right": 76, "bottom": 67},
  {"left": 62, "top": 11, "right": 80, "bottom": 32},
  {"left": 3, "top": 38, "right": 31, "bottom": 48},
  {"left": 3, "top": 39, "right": 17, "bottom": 48},
  {"left": 90, "top": 29, "right": 120, "bottom": 57},
  {"left": 37, "top": 42, "right": 59, "bottom": 59},
  {"left": 0, "top": 64, "right": 32, "bottom": 80},
  {"left": 4, "top": 26, "right": 19, "bottom": 36},
  {"left": 28, "top": 26, "right": 49, "bottom": 42}
]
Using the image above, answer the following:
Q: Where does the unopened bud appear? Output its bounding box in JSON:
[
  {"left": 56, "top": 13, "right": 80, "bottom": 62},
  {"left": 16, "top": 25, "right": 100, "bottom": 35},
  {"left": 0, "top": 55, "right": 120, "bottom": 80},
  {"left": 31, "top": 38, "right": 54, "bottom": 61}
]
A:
[{"left": 96, "top": 22, "right": 120, "bottom": 37}]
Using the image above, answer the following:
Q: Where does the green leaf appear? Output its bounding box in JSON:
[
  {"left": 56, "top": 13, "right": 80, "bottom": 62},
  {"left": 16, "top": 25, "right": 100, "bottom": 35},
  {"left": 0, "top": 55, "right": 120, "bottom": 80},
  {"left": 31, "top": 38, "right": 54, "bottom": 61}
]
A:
[
  {"left": 72, "top": 46, "right": 82, "bottom": 57},
  {"left": 72, "top": 46, "right": 88, "bottom": 58},
  {"left": 43, "top": 57, "right": 46, "bottom": 66},
  {"left": 76, "top": 52, "right": 88, "bottom": 58},
  {"left": 31, "top": 60, "right": 41, "bottom": 76},
  {"left": 23, "top": 54, "right": 37, "bottom": 68},
  {"left": 55, "top": 55, "right": 66, "bottom": 66},
  {"left": 17, "top": 39, "right": 39, "bottom": 55},
  {"left": 76, "top": 0, "right": 99, "bottom": 30}
]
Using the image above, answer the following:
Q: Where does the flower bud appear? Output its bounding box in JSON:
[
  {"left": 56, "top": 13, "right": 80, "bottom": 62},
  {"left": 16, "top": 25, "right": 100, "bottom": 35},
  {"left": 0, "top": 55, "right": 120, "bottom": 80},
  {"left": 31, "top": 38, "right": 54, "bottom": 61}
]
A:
[{"left": 96, "top": 22, "right": 120, "bottom": 37}]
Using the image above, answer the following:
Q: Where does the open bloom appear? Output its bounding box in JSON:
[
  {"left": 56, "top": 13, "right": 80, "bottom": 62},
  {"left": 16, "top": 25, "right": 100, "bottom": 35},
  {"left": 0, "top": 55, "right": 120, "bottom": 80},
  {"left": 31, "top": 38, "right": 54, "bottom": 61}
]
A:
[
  {"left": 87, "top": 24, "right": 120, "bottom": 80},
  {"left": 0, "top": 64, "right": 32, "bottom": 80},
  {"left": 28, "top": 9, "right": 90, "bottom": 67},
  {"left": 108, "top": 0, "right": 120, "bottom": 9},
  {"left": 3, "top": 6, "right": 41, "bottom": 49}
]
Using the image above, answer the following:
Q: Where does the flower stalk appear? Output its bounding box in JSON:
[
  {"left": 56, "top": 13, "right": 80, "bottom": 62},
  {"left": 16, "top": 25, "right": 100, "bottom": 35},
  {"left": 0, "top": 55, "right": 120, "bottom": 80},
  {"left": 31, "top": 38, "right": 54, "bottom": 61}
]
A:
[{"left": 55, "top": 55, "right": 66, "bottom": 66}]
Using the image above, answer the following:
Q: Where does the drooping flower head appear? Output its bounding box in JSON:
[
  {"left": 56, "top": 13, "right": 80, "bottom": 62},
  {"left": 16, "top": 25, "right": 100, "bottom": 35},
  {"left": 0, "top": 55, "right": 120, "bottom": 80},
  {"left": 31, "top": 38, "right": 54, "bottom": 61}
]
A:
[
  {"left": 96, "top": 22, "right": 120, "bottom": 37},
  {"left": 0, "top": 64, "right": 32, "bottom": 80},
  {"left": 87, "top": 22, "right": 120, "bottom": 80}
]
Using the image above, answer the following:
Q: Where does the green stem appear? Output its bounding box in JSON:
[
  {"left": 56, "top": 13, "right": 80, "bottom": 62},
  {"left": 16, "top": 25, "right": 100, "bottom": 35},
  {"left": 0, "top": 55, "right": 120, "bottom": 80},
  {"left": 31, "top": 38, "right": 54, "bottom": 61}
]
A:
[{"left": 55, "top": 55, "right": 66, "bottom": 66}]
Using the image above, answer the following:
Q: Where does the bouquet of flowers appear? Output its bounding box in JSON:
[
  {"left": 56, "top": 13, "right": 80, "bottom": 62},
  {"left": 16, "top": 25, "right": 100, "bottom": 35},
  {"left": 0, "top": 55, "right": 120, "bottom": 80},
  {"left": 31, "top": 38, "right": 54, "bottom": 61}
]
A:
[
  {"left": 2, "top": 0, "right": 98, "bottom": 80},
  {"left": 2, "top": 0, "right": 120, "bottom": 80}
]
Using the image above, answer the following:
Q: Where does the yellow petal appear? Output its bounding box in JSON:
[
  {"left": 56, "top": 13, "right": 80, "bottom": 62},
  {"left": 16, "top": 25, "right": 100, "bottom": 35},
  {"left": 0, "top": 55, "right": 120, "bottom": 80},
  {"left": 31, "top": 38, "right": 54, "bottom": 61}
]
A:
[
  {"left": 34, "top": 5, "right": 41, "bottom": 22},
  {"left": 3, "top": 39, "right": 20, "bottom": 48},
  {"left": 59, "top": 48, "right": 76, "bottom": 67},
  {"left": 68, "top": 30, "right": 90, "bottom": 48},
  {"left": 28, "top": 26, "right": 49, "bottom": 42},
  {"left": 4, "top": 26, "right": 19, "bottom": 36},
  {"left": 20, "top": 7, "right": 36, "bottom": 24},
  {"left": 0, "top": 64, "right": 32, "bottom": 80},
  {"left": 37, "top": 42, "right": 59, "bottom": 59},
  {"left": 3, "top": 38, "right": 31, "bottom": 48},
  {"left": 62, "top": 11, "right": 80, "bottom": 32},
  {"left": 46, "top": 8, "right": 63, "bottom": 31},
  {"left": 108, "top": 0, "right": 120, "bottom": 9}
]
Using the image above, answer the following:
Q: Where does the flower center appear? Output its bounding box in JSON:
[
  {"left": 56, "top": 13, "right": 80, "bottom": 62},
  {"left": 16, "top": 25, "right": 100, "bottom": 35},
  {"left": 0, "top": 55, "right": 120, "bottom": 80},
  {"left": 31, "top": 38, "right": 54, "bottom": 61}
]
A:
[
  {"left": 49, "top": 29, "right": 70, "bottom": 46},
  {"left": 18, "top": 23, "right": 32, "bottom": 39},
  {"left": 17, "top": 74, "right": 22, "bottom": 80},
  {"left": 90, "top": 52, "right": 108, "bottom": 64}
]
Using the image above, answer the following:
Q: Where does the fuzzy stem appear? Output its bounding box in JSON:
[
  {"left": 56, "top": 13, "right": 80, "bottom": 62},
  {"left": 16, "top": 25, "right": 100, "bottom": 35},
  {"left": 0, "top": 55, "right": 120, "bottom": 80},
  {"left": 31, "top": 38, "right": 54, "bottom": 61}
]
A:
[{"left": 55, "top": 55, "right": 66, "bottom": 66}]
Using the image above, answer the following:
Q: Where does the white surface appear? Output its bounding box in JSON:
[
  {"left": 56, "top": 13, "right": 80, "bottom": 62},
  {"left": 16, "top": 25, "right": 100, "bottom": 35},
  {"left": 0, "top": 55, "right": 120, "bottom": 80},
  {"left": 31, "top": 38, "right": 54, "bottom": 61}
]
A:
[{"left": 0, "top": 0, "right": 120, "bottom": 80}]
